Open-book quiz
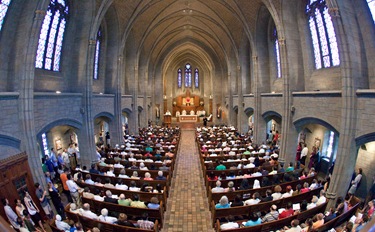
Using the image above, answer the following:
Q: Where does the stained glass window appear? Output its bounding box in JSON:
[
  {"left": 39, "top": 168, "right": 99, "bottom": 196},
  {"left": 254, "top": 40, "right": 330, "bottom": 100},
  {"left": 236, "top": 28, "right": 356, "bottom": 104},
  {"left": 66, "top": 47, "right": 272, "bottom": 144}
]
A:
[
  {"left": 367, "top": 0, "right": 375, "bottom": 23},
  {"left": 177, "top": 68, "right": 182, "bottom": 88},
  {"left": 273, "top": 28, "right": 282, "bottom": 78},
  {"left": 185, "top": 63, "right": 192, "bottom": 87},
  {"left": 306, "top": 0, "right": 340, "bottom": 69},
  {"left": 35, "top": 0, "right": 69, "bottom": 71},
  {"left": 42, "top": 133, "right": 50, "bottom": 157},
  {"left": 93, "top": 28, "right": 102, "bottom": 80},
  {"left": 194, "top": 68, "right": 199, "bottom": 88},
  {"left": 0, "top": 0, "right": 12, "bottom": 32}
]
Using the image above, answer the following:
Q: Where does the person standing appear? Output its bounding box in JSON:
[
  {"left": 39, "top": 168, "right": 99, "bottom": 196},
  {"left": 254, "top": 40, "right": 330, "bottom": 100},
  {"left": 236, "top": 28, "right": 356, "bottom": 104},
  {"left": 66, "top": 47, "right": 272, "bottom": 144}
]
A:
[
  {"left": 349, "top": 168, "right": 363, "bottom": 196},
  {"left": 300, "top": 144, "right": 308, "bottom": 165},
  {"left": 66, "top": 174, "right": 82, "bottom": 207},
  {"left": 203, "top": 117, "right": 208, "bottom": 127},
  {"left": 47, "top": 182, "right": 65, "bottom": 219},
  {"left": 34, "top": 183, "right": 53, "bottom": 219},
  {"left": 23, "top": 190, "right": 46, "bottom": 232},
  {"left": 2, "top": 198, "right": 20, "bottom": 230}
]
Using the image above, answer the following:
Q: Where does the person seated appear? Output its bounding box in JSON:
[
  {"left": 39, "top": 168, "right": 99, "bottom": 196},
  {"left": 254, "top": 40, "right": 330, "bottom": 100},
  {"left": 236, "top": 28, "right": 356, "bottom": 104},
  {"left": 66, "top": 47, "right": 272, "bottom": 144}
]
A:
[
  {"left": 307, "top": 195, "right": 318, "bottom": 210},
  {"left": 104, "top": 190, "right": 118, "bottom": 204},
  {"left": 283, "top": 219, "right": 301, "bottom": 232},
  {"left": 212, "top": 180, "right": 225, "bottom": 193},
  {"left": 118, "top": 194, "right": 132, "bottom": 206},
  {"left": 261, "top": 189, "right": 273, "bottom": 202},
  {"left": 144, "top": 172, "right": 153, "bottom": 180},
  {"left": 84, "top": 174, "right": 95, "bottom": 185},
  {"left": 243, "top": 212, "right": 262, "bottom": 227},
  {"left": 285, "top": 162, "right": 295, "bottom": 172},
  {"left": 113, "top": 161, "right": 124, "bottom": 168},
  {"left": 271, "top": 185, "right": 282, "bottom": 200},
  {"left": 98, "top": 208, "right": 117, "bottom": 224},
  {"left": 105, "top": 167, "right": 116, "bottom": 177},
  {"left": 82, "top": 187, "right": 95, "bottom": 199},
  {"left": 231, "top": 194, "right": 244, "bottom": 207},
  {"left": 69, "top": 203, "right": 80, "bottom": 214},
  {"left": 103, "top": 178, "right": 115, "bottom": 188},
  {"left": 262, "top": 205, "right": 279, "bottom": 223},
  {"left": 312, "top": 213, "right": 324, "bottom": 230},
  {"left": 81, "top": 203, "right": 98, "bottom": 219},
  {"left": 130, "top": 194, "right": 147, "bottom": 208},
  {"left": 300, "top": 182, "right": 310, "bottom": 193},
  {"left": 155, "top": 171, "right": 166, "bottom": 180},
  {"left": 224, "top": 181, "right": 235, "bottom": 192},
  {"left": 244, "top": 192, "right": 261, "bottom": 206},
  {"left": 215, "top": 196, "right": 230, "bottom": 209},
  {"left": 220, "top": 215, "right": 239, "bottom": 230},
  {"left": 116, "top": 213, "right": 135, "bottom": 227},
  {"left": 147, "top": 197, "right": 160, "bottom": 210},
  {"left": 113, "top": 179, "right": 127, "bottom": 190},
  {"left": 278, "top": 202, "right": 294, "bottom": 219},
  {"left": 137, "top": 213, "right": 155, "bottom": 230},
  {"left": 129, "top": 181, "right": 141, "bottom": 191},
  {"left": 118, "top": 169, "right": 130, "bottom": 178},
  {"left": 55, "top": 214, "right": 71, "bottom": 232},
  {"left": 131, "top": 171, "right": 141, "bottom": 179},
  {"left": 316, "top": 190, "right": 326, "bottom": 205},
  {"left": 281, "top": 186, "right": 293, "bottom": 199}
]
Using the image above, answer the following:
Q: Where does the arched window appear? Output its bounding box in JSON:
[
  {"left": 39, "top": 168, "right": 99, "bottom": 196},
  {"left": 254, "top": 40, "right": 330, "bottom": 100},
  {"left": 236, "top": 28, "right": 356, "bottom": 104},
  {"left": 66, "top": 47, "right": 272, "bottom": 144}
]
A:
[
  {"left": 306, "top": 0, "right": 339, "bottom": 69},
  {"left": 35, "top": 0, "right": 69, "bottom": 71},
  {"left": 185, "top": 63, "right": 192, "bottom": 87},
  {"left": 177, "top": 68, "right": 182, "bottom": 88},
  {"left": 194, "top": 68, "right": 199, "bottom": 88},
  {"left": 367, "top": 0, "right": 375, "bottom": 22},
  {"left": 93, "top": 28, "right": 102, "bottom": 80},
  {"left": 0, "top": 0, "right": 12, "bottom": 32},
  {"left": 273, "top": 28, "right": 282, "bottom": 78}
]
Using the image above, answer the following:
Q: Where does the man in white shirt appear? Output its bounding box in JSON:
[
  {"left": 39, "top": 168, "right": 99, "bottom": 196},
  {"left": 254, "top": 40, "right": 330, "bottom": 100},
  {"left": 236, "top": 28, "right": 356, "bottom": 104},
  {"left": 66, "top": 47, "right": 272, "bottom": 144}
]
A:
[
  {"left": 220, "top": 216, "right": 239, "bottom": 230},
  {"left": 244, "top": 192, "right": 261, "bottom": 205},
  {"left": 211, "top": 181, "right": 225, "bottom": 193},
  {"left": 300, "top": 144, "right": 308, "bottom": 165},
  {"left": 81, "top": 203, "right": 98, "bottom": 220},
  {"left": 316, "top": 190, "right": 326, "bottom": 206},
  {"left": 66, "top": 174, "right": 82, "bottom": 207},
  {"left": 2, "top": 198, "right": 20, "bottom": 230},
  {"left": 98, "top": 208, "right": 117, "bottom": 224},
  {"left": 61, "top": 149, "right": 71, "bottom": 169}
]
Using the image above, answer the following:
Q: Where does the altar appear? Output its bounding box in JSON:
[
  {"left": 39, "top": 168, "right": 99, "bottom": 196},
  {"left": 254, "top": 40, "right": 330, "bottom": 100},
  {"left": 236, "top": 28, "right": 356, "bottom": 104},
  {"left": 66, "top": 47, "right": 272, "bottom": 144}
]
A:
[
  {"left": 178, "top": 115, "right": 198, "bottom": 122},
  {"left": 172, "top": 90, "right": 204, "bottom": 117}
]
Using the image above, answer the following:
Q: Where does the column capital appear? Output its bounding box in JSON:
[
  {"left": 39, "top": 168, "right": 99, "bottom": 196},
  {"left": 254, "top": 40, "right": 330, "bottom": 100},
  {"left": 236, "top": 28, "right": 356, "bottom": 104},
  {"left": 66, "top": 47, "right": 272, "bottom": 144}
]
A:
[
  {"left": 252, "top": 56, "right": 258, "bottom": 62},
  {"left": 325, "top": 191, "right": 337, "bottom": 200},
  {"left": 329, "top": 8, "right": 340, "bottom": 18},
  {"left": 278, "top": 38, "right": 286, "bottom": 46},
  {"left": 35, "top": 10, "right": 46, "bottom": 16},
  {"left": 89, "top": 39, "right": 96, "bottom": 45}
]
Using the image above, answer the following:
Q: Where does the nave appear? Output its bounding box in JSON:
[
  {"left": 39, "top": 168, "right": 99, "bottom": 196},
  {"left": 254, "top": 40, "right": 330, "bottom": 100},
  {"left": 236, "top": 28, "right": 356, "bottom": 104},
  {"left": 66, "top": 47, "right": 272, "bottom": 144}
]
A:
[{"left": 163, "top": 128, "right": 214, "bottom": 232}]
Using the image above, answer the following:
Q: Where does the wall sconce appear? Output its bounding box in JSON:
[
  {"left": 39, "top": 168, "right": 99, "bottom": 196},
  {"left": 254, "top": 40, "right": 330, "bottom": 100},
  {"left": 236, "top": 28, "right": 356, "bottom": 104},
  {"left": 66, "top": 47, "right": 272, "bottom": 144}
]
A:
[
  {"left": 163, "top": 95, "right": 167, "bottom": 100},
  {"left": 242, "top": 102, "right": 245, "bottom": 107},
  {"left": 200, "top": 101, "right": 204, "bottom": 106},
  {"left": 209, "top": 95, "right": 213, "bottom": 99}
]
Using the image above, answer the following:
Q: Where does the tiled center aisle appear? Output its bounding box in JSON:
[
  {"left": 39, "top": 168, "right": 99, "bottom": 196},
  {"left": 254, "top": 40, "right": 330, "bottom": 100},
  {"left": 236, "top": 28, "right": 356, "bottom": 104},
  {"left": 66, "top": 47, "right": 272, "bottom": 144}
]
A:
[{"left": 162, "top": 129, "right": 214, "bottom": 232}]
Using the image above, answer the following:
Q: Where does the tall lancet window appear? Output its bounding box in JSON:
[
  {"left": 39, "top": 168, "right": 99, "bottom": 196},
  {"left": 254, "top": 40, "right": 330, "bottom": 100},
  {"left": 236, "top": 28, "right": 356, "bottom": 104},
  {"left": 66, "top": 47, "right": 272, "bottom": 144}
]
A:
[
  {"left": 194, "top": 68, "right": 199, "bottom": 88},
  {"left": 93, "top": 28, "right": 102, "bottom": 80},
  {"left": 306, "top": 0, "right": 339, "bottom": 69},
  {"left": 273, "top": 28, "right": 282, "bottom": 78},
  {"left": 185, "top": 63, "right": 192, "bottom": 87},
  {"left": 0, "top": 0, "right": 12, "bottom": 32},
  {"left": 177, "top": 68, "right": 182, "bottom": 88},
  {"left": 35, "top": 0, "right": 69, "bottom": 71},
  {"left": 367, "top": 0, "right": 375, "bottom": 23}
]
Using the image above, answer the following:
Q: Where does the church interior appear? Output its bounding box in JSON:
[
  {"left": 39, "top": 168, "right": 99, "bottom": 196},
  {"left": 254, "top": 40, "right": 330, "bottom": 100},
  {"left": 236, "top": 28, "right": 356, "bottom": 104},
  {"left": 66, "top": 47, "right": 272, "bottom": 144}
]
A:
[{"left": 1, "top": 0, "right": 375, "bottom": 231}]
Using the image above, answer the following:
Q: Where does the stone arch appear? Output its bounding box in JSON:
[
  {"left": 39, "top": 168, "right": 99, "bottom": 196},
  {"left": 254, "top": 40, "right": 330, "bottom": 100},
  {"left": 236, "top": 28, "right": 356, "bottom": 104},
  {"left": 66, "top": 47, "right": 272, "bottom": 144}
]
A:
[
  {"left": 36, "top": 119, "right": 82, "bottom": 139},
  {"left": 355, "top": 132, "right": 375, "bottom": 148},
  {"left": 262, "top": 110, "right": 282, "bottom": 123},
  {"left": 293, "top": 117, "right": 339, "bottom": 135},
  {"left": 244, "top": 107, "right": 254, "bottom": 116},
  {"left": 0, "top": 134, "right": 21, "bottom": 150},
  {"left": 93, "top": 112, "right": 114, "bottom": 122},
  {"left": 122, "top": 108, "right": 133, "bottom": 114}
]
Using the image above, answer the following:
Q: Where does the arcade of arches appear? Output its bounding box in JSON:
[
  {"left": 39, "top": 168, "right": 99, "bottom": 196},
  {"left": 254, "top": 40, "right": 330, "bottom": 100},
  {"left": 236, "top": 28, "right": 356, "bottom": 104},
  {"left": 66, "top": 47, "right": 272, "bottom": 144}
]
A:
[{"left": 1, "top": 0, "right": 375, "bottom": 230}]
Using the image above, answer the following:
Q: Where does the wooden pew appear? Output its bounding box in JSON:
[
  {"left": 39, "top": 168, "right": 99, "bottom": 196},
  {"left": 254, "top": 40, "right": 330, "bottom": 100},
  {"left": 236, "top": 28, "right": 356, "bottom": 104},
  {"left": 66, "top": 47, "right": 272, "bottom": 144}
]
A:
[
  {"left": 214, "top": 202, "right": 327, "bottom": 232},
  {"left": 81, "top": 196, "right": 164, "bottom": 226},
  {"left": 78, "top": 214, "right": 160, "bottom": 232},
  {"left": 211, "top": 187, "right": 323, "bottom": 227},
  {"left": 316, "top": 203, "right": 360, "bottom": 232},
  {"left": 78, "top": 182, "right": 168, "bottom": 207},
  {"left": 208, "top": 175, "right": 315, "bottom": 208}
]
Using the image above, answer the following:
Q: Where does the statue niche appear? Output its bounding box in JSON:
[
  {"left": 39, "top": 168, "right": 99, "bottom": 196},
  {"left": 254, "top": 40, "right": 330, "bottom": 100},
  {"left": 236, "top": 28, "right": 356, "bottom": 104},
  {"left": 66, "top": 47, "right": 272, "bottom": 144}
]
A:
[{"left": 172, "top": 90, "right": 204, "bottom": 117}]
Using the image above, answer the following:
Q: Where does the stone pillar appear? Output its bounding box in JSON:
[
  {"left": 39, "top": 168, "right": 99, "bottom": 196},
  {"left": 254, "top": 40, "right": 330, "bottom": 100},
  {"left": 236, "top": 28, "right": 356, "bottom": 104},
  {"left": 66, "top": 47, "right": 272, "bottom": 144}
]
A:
[
  {"left": 227, "top": 71, "right": 233, "bottom": 125},
  {"left": 133, "top": 65, "right": 139, "bottom": 134},
  {"left": 324, "top": 5, "right": 358, "bottom": 209},
  {"left": 253, "top": 56, "right": 266, "bottom": 144},
  {"left": 237, "top": 65, "right": 246, "bottom": 133},
  {"left": 278, "top": 38, "right": 297, "bottom": 165},
  {"left": 112, "top": 56, "right": 124, "bottom": 145},
  {"left": 19, "top": 9, "right": 47, "bottom": 187},
  {"left": 79, "top": 39, "right": 97, "bottom": 167}
]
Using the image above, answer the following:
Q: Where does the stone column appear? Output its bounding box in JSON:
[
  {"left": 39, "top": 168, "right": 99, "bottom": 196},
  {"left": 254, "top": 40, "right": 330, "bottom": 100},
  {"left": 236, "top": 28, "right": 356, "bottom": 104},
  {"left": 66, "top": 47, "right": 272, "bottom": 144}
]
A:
[
  {"left": 227, "top": 71, "right": 233, "bottom": 125},
  {"left": 133, "top": 65, "right": 139, "bottom": 134},
  {"left": 112, "top": 56, "right": 124, "bottom": 145},
  {"left": 278, "top": 38, "right": 297, "bottom": 165},
  {"left": 237, "top": 65, "right": 246, "bottom": 133},
  {"left": 253, "top": 55, "right": 266, "bottom": 144},
  {"left": 79, "top": 39, "right": 97, "bottom": 167},
  {"left": 324, "top": 5, "right": 358, "bottom": 209},
  {"left": 19, "top": 9, "right": 47, "bottom": 187}
]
